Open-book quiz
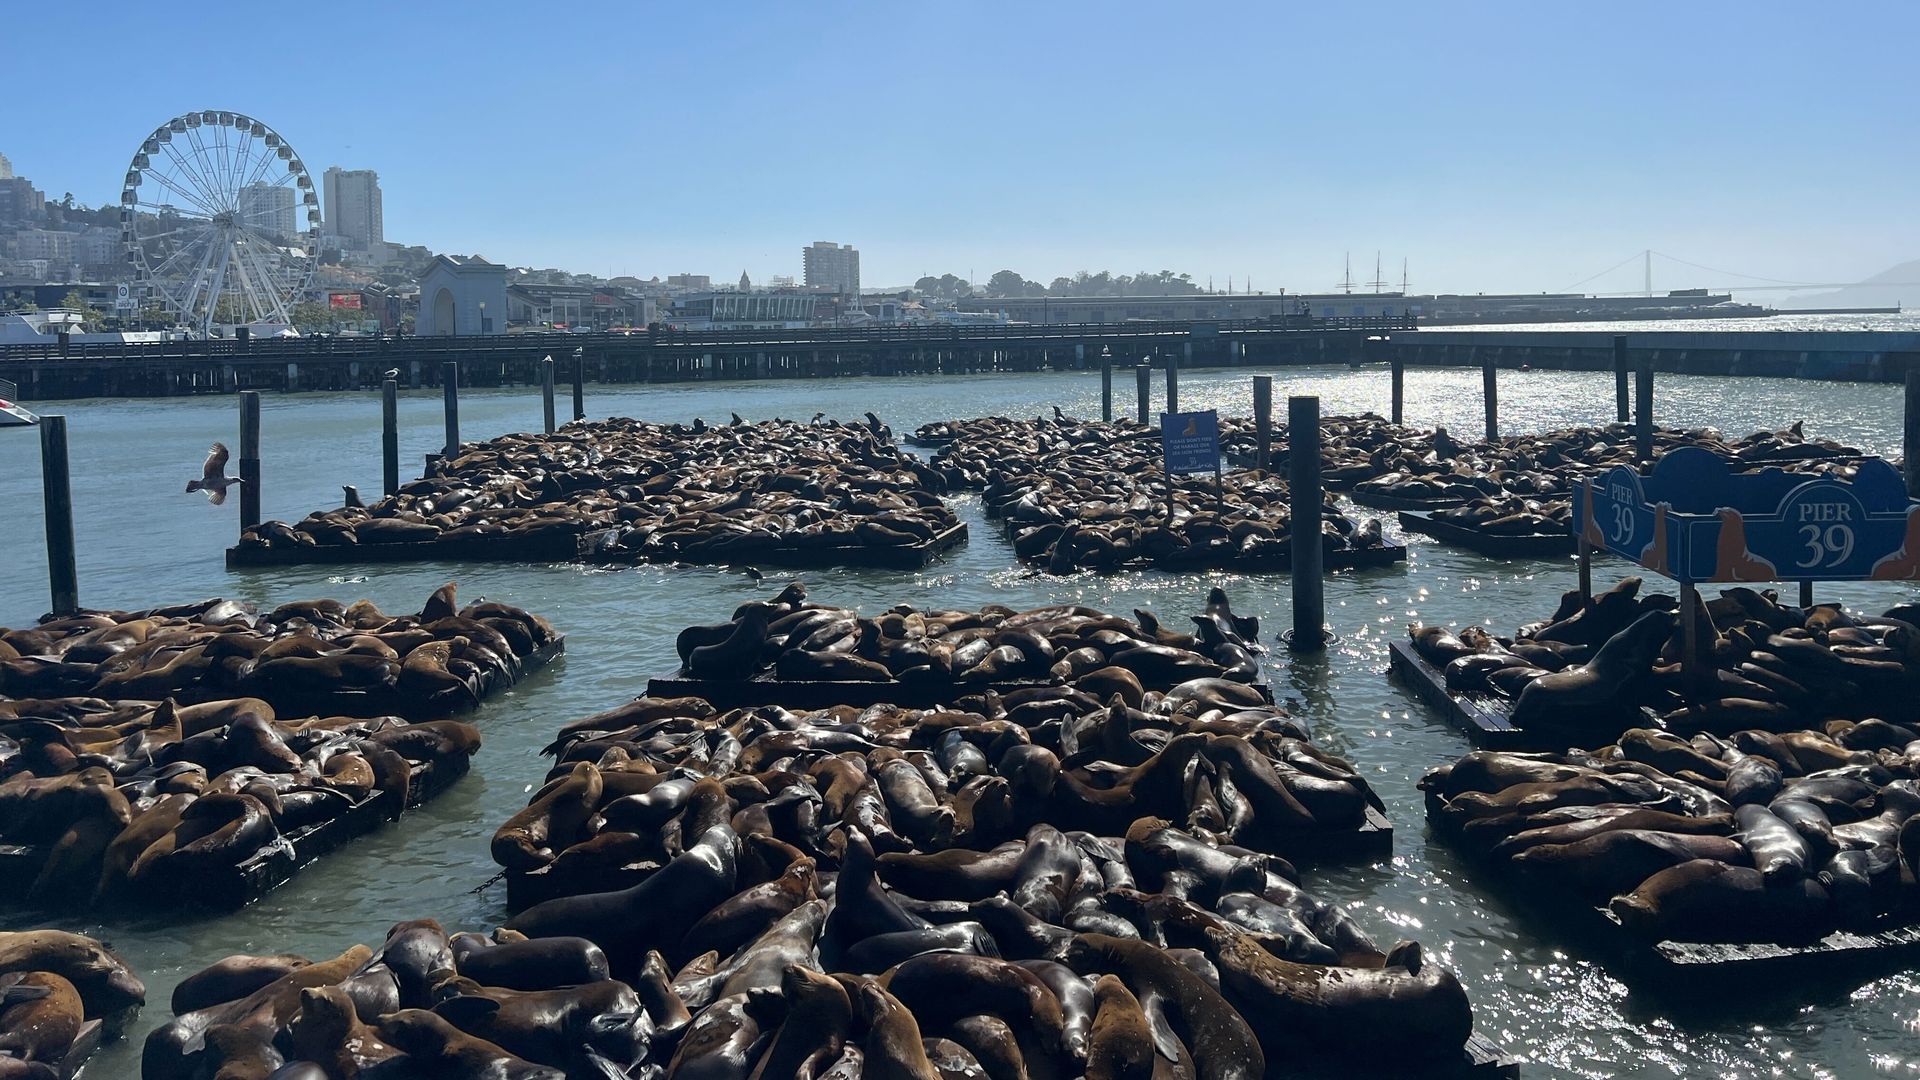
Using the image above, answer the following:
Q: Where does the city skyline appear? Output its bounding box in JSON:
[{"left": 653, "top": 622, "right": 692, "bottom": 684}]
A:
[{"left": 0, "top": 0, "right": 1914, "bottom": 297}]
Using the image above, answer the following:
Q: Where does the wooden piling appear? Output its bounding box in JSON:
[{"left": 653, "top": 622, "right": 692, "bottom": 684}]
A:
[
  {"left": 1253, "top": 375, "right": 1273, "bottom": 470},
  {"left": 1101, "top": 361, "right": 1113, "bottom": 422},
  {"left": 1482, "top": 358, "right": 1498, "bottom": 441},
  {"left": 572, "top": 352, "right": 586, "bottom": 421},
  {"left": 541, "top": 356, "right": 556, "bottom": 434},
  {"left": 1166, "top": 359, "right": 1179, "bottom": 414},
  {"left": 39, "top": 415, "right": 78, "bottom": 617},
  {"left": 1635, "top": 359, "right": 1655, "bottom": 461},
  {"left": 1289, "top": 395, "right": 1325, "bottom": 652},
  {"left": 238, "top": 391, "right": 261, "bottom": 533},
  {"left": 1390, "top": 355, "right": 1404, "bottom": 426},
  {"left": 381, "top": 379, "right": 400, "bottom": 497},
  {"left": 442, "top": 361, "right": 460, "bottom": 457},
  {"left": 1135, "top": 365, "right": 1151, "bottom": 425},
  {"left": 1905, "top": 363, "right": 1920, "bottom": 499},
  {"left": 1613, "top": 336, "right": 1630, "bottom": 423}
]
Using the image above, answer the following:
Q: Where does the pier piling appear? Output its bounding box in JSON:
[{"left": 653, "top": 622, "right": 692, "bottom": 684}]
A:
[
  {"left": 1289, "top": 395, "right": 1326, "bottom": 652},
  {"left": 1101, "top": 361, "right": 1113, "bottom": 422},
  {"left": 1613, "top": 336, "right": 1630, "bottom": 423},
  {"left": 572, "top": 350, "right": 586, "bottom": 421},
  {"left": 1390, "top": 356, "right": 1404, "bottom": 426},
  {"left": 1253, "top": 375, "right": 1273, "bottom": 470},
  {"left": 381, "top": 379, "right": 400, "bottom": 497},
  {"left": 1482, "top": 358, "right": 1499, "bottom": 441},
  {"left": 442, "top": 361, "right": 461, "bottom": 458},
  {"left": 1135, "top": 365, "right": 1151, "bottom": 426},
  {"left": 238, "top": 391, "right": 261, "bottom": 533},
  {"left": 39, "top": 415, "right": 78, "bottom": 617},
  {"left": 1906, "top": 363, "right": 1920, "bottom": 499},
  {"left": 1635, "top": 359, "right": 1655, "bottom": 461},
  {"left": 1166, "top": 360, "right": 1179, "bottom": 414},
  {"left": 541, "top": 356, "right": 556, "bottom": 434}
]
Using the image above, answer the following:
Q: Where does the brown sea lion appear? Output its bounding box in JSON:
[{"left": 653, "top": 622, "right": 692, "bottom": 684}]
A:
[
  {"left": 1064, "top": 933, "right": 1265, "bottom": 1080},
  {"left": 491, "top": 762, "right": 602, "bottom": 873},
  {"left": 0, "top": 931, "right": 145, "bottom": 1034},
  {"left": 0, "top": 972, "right": 82, "bottom": 1064},
  {"left": 375, "top": 1008, "right": 564, "bottom": 1079},
  {"left": 1610, "top": 859, "right": 1833, "bottom": 944}
]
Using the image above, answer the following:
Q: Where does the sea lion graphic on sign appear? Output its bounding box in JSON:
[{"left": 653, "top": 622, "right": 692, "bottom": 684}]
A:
[
  {"left": 1871, "top": 506, "right": 1920, "bottom": 580},
  {"left": 1712, "top": 508, "right": 1777, "bottom": 581},
  {"left": 1580, "top": 481, "right": 1608, "bottom": 551},
  {"left": 1639, "top": 503, "right": 1669, "bottom": 575}
]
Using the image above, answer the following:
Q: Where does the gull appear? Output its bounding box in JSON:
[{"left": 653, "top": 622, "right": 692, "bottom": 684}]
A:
[
  {"left": 186, "top": 443, "right": 242, "bottom": 505},
  {"left": 383, "top": 368, "right": 400, "bottom": 380}
]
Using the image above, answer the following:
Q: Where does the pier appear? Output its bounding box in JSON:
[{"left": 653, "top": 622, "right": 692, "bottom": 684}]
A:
[
  {"left": 1381, "top": 328, "right": 1920, "bottom": 381},
  {"left": 0, "top": 315, "right": 1406, "bottom": 400}
]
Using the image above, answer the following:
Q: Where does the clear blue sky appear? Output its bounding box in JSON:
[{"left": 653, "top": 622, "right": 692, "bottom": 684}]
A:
[{"left": 6, "top": 1, "right": 1914, "bottom": 294}]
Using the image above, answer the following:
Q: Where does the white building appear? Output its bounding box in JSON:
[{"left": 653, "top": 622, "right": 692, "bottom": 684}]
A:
[
  {"left": 416, "top": 254, "right": 508, "bottom": 336},
  {"left": 802, "top": 241, "right": 859, "bottom": 297},
  {"left": 0, "top": 152, "right": 11, "bottom": 179},
  {"left": 76, "top": 228, "right": 120, "bottom": 275},
  {"left": 14, "top": 230, "right": 74, "bottom": 261},
  {"left": 322, "top": 167, "right": 383, "bottom": 251},
  {"left": 239, "top": 181, "right": 298, "bottom": 239}
]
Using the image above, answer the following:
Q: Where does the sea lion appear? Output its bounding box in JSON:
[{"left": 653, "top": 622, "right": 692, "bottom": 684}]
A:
[
  {"left": 0, "top": 972, "right": 82, "bottom": 1065},
  {"left": 746, "top": 966, "right": 852, "bottom": 1080},
  {"left": 0, "top": 932, "right": 144, "bottom": 1036},
  {"left": 1511, "top": 609, "right": 1674, "bottom": 732},
  {"left": 170, "top": 954, "right": 309, "bottom": 1015},
  {"left": 284, "top": 985, "right": 401, "bottom": 1077},
  {"left": 1084, "top": 973, "right": 1155, "bottom": 1080},
  {"left": 856, "top": 982, "right": 940, "bottom": 1080},
  {"left": 375, "top": 1008, "right": 565, "bottom": 1079},
  {"left": 1064, "top": 933, "right": 1264, "bottom": 1080},
  {"left": 450, "top": 935, "right": 611, "bottom": 992},
  {"left": 492, "top": 762, "right": 603, "bottom": 873},
  {"left": 429, "top": 975, "right": 646, "bottom": 1073},
  {"left": 1734, "top": 803, "right": 1811, "bottom": 882},
  {"left": 1610, "top": 859, "right": 1833, "bottom": 944},
  {"left": 1511, "top": 829, "right": 1750, "bottom": 901}
]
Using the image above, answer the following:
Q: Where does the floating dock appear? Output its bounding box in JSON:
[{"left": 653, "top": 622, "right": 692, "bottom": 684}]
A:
[
  {"left": 1386, "top": 640, "right": 1536, "bottom": 749},
  {"left": 1396, "top": 511, "right": 1574, "bottom": 559}
]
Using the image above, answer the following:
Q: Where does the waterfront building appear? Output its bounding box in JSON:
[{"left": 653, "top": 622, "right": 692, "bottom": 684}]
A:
[
  {"left": 322, "top": 167, "right": 384, "bottom": 251},
  {"left": 416, "top": 254, "right": 508, "bottom": 336},
  {"left": 667, "top": 291, "right": 814, "bottom": 330},
  {"left": 0, "top": 175, "right": 44, "bottom": 224},
  {"left": 239, "top": 181, "right": 298, "bottom": 239},
  {"left": 958, "top": 292, "right": 1407, "bottom": 323},
  {"left": 803, "top": 241, "right": 859, "bottom": 297},
  {"left": 666, "top": 274, "right": 712, "bottom": 291}
]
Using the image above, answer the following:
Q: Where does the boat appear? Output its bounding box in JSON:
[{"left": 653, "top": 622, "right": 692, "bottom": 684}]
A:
[{"left": 0, "top": 378, "right": 38, "bottom": 426}]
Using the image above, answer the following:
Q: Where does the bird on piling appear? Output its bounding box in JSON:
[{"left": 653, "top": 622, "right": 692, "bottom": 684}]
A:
[
  {"left": 185, "top": 443, "right": 243, "bottom": 505},
  {"left": 383, "top": 368, "right": 400, "bottom": 380}
]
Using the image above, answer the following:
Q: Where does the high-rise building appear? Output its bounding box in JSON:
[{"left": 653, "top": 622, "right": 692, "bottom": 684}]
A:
[
  {"left": 322, "top": 167, "right": 384, "bottom": 251},
  {"left": 239, "top": 181, "right": 298, "bottom": 239},
  {"left": 0, "top": 152, "right": 12, "bottom": 179},
  {"left": 802, "top": 241, "right": 859, "bottom": 297},
  {"left": 0, "top": 175, "right": 42, "bottom": 224}
]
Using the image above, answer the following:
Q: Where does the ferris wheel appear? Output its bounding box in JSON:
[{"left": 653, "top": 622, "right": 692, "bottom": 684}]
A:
[{"left": 121, "top": 111, "right": 320, "bottom": 336}]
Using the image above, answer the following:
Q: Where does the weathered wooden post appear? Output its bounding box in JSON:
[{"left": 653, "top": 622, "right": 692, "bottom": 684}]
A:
[
  {"left": 541, "top": 356, "right": 556, "bottom": 434},
  {"left": 381, "top": 379, "right": 399, "bottom": 497},
  {"left": 1613, "top": 335, "right": 1630, "bottom": 423},
  {"left": 1135, "top": 364, "right": 1151, "bottom": 425},
  {"left": 39, "top": 415, "right": 78, "bottom": 617},
  {"left": 238, "top": 391, "right": 261, "bottom": 533},
  {"left": 1635, "top": 358, "right": 1655, "bottom": 461},
  {"left": 442, "top": 361, "right": 461, "bottom": 457},
  {"left": 1101, "top": 361, "right": 1113, "bottom": 422},
  {"left": 572, "top": 350, "right": 586, "bottom": 421},
  {"left": 1253, "top": 375, "right": 1273, "bottom": 470},
  {"left": 1165, "top": 360, "right": 1179, "bottom": 415},
  {"left": 1289, "top": 395, "right": 1325, "bottom": 652},
  {"left": 1905, "top": 361, "right": 1920, "bottom": 499},
  {"left": 1482, "top": 357, "right": 1498, "bottom": 441},
  {"left": 1390, "top": 355, "right": 1405, "bottom": 426}
]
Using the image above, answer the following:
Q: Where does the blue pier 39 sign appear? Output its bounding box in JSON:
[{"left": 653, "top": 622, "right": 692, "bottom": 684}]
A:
[
  {"left": 1572, "top": 447, "right": 1920, "bottom": 583},
  {"left": 1161, "top": 410, "right": 1221, "bottom": 475}
]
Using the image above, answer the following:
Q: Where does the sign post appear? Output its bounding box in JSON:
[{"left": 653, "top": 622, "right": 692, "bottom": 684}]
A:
[{"left": 1161, "top": 408, "right": 1221, "bottom": 526}]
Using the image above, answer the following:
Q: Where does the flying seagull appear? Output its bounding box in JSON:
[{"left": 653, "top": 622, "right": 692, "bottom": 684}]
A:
[{"left": 186, "top": 443, "right": 242, "bottom": 505}]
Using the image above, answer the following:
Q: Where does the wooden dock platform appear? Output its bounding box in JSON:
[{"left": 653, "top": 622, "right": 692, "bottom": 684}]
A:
[
  {"left": 1387, "top": 640, "right": 1536, "bottom": 749},
  {"left": 1396, "top": 510, "right": 1574, "bottom": 559}
]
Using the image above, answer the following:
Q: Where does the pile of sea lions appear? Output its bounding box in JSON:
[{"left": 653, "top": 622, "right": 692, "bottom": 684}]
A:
[
  {"left": 1352, "top": 421, "right": 1866, "bottom": 508},
  {"left": 1423, "top": 494, "right": 1572, "bottom": 538},
  {"left": 671, "top": 582, "right": 1268, "bottom": 690},
  {"left": 146, "top": 852, "right": 1477, "bottom": 1079},
  {"left": 501, "top": 684, "right": 1382, "bottom": 893},
  {"left": 0, "top": 930, "right": 145, "bottom": 1077},
  {"left": 1408, "top": 575, "right": 1920, "bottom": 738},
  {"left": 238, "top": 416, "right": 962, "bottom": 568},
  {"left": 0, "top": 583, "right": 559, "bottom": 718},
  {"left": 918, "top": 416, "right": 1397, "bottom": 573},
  {"left": 0, "top": 692, "right": 482, "bottom": 909},
  {"left": 1423, "top": 721, "right": 1920, "bottom": 947}
]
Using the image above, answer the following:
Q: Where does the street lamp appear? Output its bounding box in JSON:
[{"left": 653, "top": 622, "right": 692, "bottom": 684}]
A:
[{"left": 477, "top": 300, "right": 488, "bottom": 336}]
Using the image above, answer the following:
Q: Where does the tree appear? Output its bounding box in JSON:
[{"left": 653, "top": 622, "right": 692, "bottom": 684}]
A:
[
  {"left": 986, "top": 270, "right": 1029, "bottom": 297},
  {"left": 59, "top": 289, "right": 106, "bottom": 326}
]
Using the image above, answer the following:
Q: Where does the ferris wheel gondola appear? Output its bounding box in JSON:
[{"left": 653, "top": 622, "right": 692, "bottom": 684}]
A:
[{"left": 121, "top": 111, "right": 320, "bottom": 337}]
